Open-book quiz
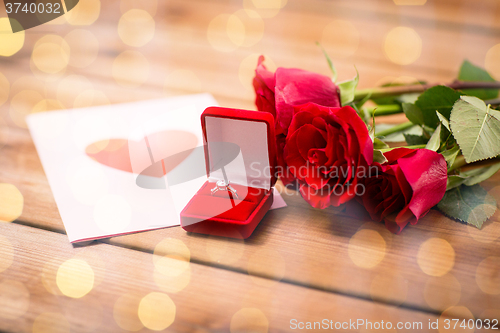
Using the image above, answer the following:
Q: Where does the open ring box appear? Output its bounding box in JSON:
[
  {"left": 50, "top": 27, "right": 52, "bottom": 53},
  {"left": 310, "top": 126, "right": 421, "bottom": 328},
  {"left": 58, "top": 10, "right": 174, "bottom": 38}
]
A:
[{"left": 180, "top": 107, "right": 277, "bottom": 239}]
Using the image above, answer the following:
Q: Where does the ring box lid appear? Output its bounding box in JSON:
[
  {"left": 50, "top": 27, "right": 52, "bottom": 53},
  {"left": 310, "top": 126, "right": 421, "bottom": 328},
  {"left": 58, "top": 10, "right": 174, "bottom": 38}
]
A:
[{"left": 201, "top": 107, "right": 277, "bottom": 190}]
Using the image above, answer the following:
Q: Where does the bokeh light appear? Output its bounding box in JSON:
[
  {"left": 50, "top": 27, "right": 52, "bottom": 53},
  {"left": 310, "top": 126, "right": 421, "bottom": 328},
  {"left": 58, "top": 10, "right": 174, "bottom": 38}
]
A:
[
  {"left": 33, "top": 312, "right": 70, "bottom": 333},
  {"left": 467, "top": 220, "right": 500, "bottom": 243},
  {"left": 74, "top": 89, "right": 110, "bottom": 108},
  {"left": 230, "top": 308, "right": 269, "bottom": 333},
  {"left": 233, "top": 9, "right": 265, "bottom": 47},
  {"left": 9, "top": 89, "right": 44, "bottom": 128},
  {"left": 112, "top": 50, "right": 150, "bottom": 88},
  {"left": 56, "top": 75, "right": 93, "bottom": 107},
  {"left": 32, "top": 99, "right": 65, "bottom": 113},
  {"left": 243, "top": 0, "right": 287, "bottom": 19},
  {"left": 438, "top": 306, "right": 474, "bottom": 333},
  {"left": 114, "top": 293, "right": 144, "bottom": 331},
  {"left": 31, "top": 35, "right": 70, "bottom": 74},
  {"left": 64, "top": 29, "right": 100, "bottom": 68},
  {"left": 65, "top": 0, "right": 101, "bottom": 25},
  {"left": 0, "top": 183, "right": 23, "bottom": 222},
  {"left": 120, "top": 0, "right": 157, "bottom": 17},
  {"left": 348, "top": 229, "right": 386, "bottom": 269},
  {"left": 207, "top": 14, "right": 245, "bottom": 52},
  {"left": 0, "top": 280, "right": 30, "bottom": 320},
  {"left": 0, "top": 117, "right": 9, "bottom": 150},
  {"left": 475, "top": 256, "right": 500, "bottom": 295},
  {"left": 238, "top": 54, "right": 277, "bottom": 93},
  {"left": 247, "top": 249, "right": 286, "bottom": 286},
  {"left": 153, "top": 265, "right": 191, "bottom": 294},
  {"left": 152, "top": 238, "right": 191, "bottom": 293},
  {"left": 0, "top": 235, "right": 14, "bottom": 273},
  {"left": 0, "top": 72, "right": 9, "bottom": 107},
  {"left": 369, "top": 272, "right": 408, "bottom": 305},
  {"left": 164, "top": 69, "right": 202, "bottom": 95},
  {"left": 56, "top": 258, "right": 95, "bottom": 298},
  {"left": 424, "top": 274, "right": 461, "bottom": 311},
  {"left": 0, "top": 18, "right": 25, "bottom": 57},
  {"left": 417, "top": 238, "right": 455, "bottom": 277},
  {"left": 321, "top": 20, "right": 360, "bottom": 59},
  {"left": 93, "top": 194, "right": 132, "bottom": 233},
  {"left": 138, "top": 292, "right": 176, "bottom": 331},
  {"left": 41, "top": 258, "right": 64, "bottom": 296},
  {"left": 118, "top": 9, "right": 155, "bottom": 47},
  {"left": 384, "top": 26, "right": 422, "bottom": 65},
  {"left": 485, "top": 43, "right": 500, "bottom": 80}
]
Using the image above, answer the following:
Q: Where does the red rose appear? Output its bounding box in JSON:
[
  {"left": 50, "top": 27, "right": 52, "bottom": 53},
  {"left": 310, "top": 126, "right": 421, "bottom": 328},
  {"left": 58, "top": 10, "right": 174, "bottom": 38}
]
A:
[
  {"left": 359, "top": 148, "right": 448, "bottom": 234},
  {"left": 253, "top": 56, "right": 341, "bottom": 135},
  {"left": 282, "top": 103, "right": 373, "bottom": 208}
]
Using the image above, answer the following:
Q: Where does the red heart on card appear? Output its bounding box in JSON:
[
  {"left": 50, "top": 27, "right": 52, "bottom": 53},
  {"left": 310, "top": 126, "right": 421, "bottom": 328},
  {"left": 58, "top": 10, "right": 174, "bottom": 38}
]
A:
[{"left": 85, "top": 130, "right": 198, "bottom": 177}]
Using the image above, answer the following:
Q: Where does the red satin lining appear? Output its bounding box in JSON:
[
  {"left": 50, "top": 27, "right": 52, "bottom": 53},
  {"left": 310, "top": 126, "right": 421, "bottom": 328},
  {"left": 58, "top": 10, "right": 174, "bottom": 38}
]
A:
[{"left": 182, "top": 182, "right": 269, "bottom": 221}]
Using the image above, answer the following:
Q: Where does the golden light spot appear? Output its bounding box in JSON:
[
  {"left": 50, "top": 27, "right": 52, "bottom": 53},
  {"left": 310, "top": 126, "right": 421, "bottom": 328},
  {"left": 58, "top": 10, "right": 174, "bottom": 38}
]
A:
[
  {"left": 321, "top": 20, "right": 360, "bottom": 59},
  {"left": 153, "top": 238, "right": 190, "bottom": 275},
  {"left": 417, "top": 238, "right": 455, "bottom": 277},
  {"left": 138, "top": 292, "right": 176, "bottom": 331},
  {"left": 0, "top": 183, "right": 23, "bottom": 222},
  {"left": 0, "top": 117, "right": 9, "bottom": 150},
  {"left": 120, "top": 0, "right": 157, "bottom": 17},
  {"left": 118, "top": 9, "right": 155, "bottom": 47},
  {"left": 74, "top": 89, "right": 110, "bottom": 108},
  {"left": 207, "top": 14, "right": 245, "bottom": 52},
  {"left": 348, "top": 229, "right": 386, "bottom": 269},
  {"left": 238, "top": 54, "right": 277, "bottom": 93},
  {"left": 247, "top": 249, "right": 286, "bottom": 286},
  {"left": 0, "top": 72, "right": 9, "bottom": 107},
  {"left": 0, "top": 235, "right": 14, "bottom": 273},
  {"left": 485, "top": 44, "right": 500, "bottom": 80},
  {"left": 424, "top": 274, "right": 461, "bottom": 311},
  {"left": 154, "top": 264, "right": 191, "bottom": 294},
  {"left": 32, "top": 35, "right": 70, "bottom": 74},
  {"left": 369, "top": 272, "right": 408, "bottom": 305},
  {"left": 56, "top": 75, "right": 93, "bottom": 107},
  {"left": 476, "top": 256, "right": 500, "bottom": 295},
  {"left": 384, "top": 26, "right": 422, "bottom": 65},
  {"left": 243, "top": 0, "right": 286, "bottom": 19},
  {"left": 32, "top": 99, "right": 65, "bottom": 113},
  {"left": 41, "top": 259, "right": 64, "bottom": 296},
  {"left": 33, "top": 313, "right": 70, "bottom": 333},
  {"left": 230, "top": 308, "right": 269, "bottom": 333},
  {"left": 93, "top": 194, "right": 132, "bottom": 233},
  {"left": 64, "top": 29, "right": 99, "bottom": 68},
  {"left": 393, "top": 0, "right": 427, "bottom": 4},
  {"left": 114, "top": 293, "right": 144, "bottom": 331},
  {"left": 56, "top": 259, "right": 95, "bottom": 298},
  {"left": 68, "top": 159, "right": 109, "bottom": 205},
  {"left": 0, "top": 18, "right": 25, "bottom": 57},
  {"left": 233, "top": 9, "right": 265, "bottom": 47},
  {"left": 65, "top": 0, "right": 101, "bottom": 25},
  {"left": 205, "top": 235, "right": 245, "bottom": 265},
  {"left": 9, "top": 89, "right": 44, "bottom": 128},
  {"left": 164, "top": 69, "right": 202, "bottom": 95},
  {"left": 112, "top": 50, "right": 150, "bottom": 88},
  {"left": 0, "top": 280, "right": 30, "bottom": 320},
  {"left": 468, "top": 220, "right": 500, "bottom": 243},
  {"left": 439, "top": 306, "right": 474, "bottom": 333}
]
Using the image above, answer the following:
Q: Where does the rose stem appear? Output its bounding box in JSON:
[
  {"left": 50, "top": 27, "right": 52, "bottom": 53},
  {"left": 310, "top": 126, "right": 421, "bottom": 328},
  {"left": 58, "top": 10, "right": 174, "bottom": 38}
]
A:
[
  {"left": 379, "top": 144, "right": 426, "bottom": 153},
  {"left": 354, "top": 81, "right": 500, "bottom": 101},
  {"left": 374, "top": 121, "right": 414, "bottom": 137},
  {"left": 367, "top": 104, "right": 402, "bottom": 116}
]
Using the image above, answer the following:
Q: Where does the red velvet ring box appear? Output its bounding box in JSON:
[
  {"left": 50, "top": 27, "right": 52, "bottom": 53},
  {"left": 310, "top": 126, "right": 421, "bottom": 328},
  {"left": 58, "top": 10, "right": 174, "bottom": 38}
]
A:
[{"left": 180, "top": 107, "right": 277, "bottom": 239}]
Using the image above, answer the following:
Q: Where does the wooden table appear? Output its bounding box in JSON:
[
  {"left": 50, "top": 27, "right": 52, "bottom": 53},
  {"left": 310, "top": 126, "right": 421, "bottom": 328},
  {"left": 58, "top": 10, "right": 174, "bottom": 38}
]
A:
[{"left": 1, "top": 0, "right": 499, "bottom": 332}]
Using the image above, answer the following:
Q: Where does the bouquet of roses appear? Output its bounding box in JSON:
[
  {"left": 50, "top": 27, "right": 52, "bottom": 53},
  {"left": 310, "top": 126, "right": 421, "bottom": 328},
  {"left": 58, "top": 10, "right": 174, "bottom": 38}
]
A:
[{"left": 253, "top": 53, "right": 500, "bottom": 234}]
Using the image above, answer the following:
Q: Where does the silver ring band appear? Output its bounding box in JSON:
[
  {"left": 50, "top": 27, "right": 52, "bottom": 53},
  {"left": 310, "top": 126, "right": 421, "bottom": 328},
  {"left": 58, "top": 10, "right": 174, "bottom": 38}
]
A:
[{"left": 211, "top": 180, "right": 238, "bottom": 199}]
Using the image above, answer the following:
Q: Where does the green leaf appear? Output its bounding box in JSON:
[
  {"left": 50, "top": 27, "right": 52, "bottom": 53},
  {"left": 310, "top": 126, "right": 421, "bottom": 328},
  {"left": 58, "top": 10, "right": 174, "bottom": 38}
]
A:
[
  {"left": 425, "top": 125, "right": 442, "bottom": 151},
  {"left": 402, "top": 103, "right": 424, "bottom": 125},
  {"left": 441, "top": 145, "right": 460, "bottom": 168},
  {"left": 373, "top": 149, "right": 388, "bottom": 164},
  {"left": 458, "top": 60, "right": 499, "bottom": 100},
  {"left": 404, "top": 133, "right": 428, "bottom": 145},
  {"left": 338, "top": 67, "right": 359, "bottom": 106},
  {"left": 415, "top": 86, "right": 462, "bottom": 128},
  {"left": 317, "top": 42, "right": 338, "bottom": 82},
  {"left": 437, "top": 184, "right": 497, "bottom": 228},
  {"left": 373, "top": 137, "right": 389, "bottom": 149},
  {"left": 461, "top": 162, "right": 500, "bottom": 186},
  {"left": 450, "top": 95, "right": 500, "bottom": 163},
  {"left": 436, "top": 111, "right": 450, "bottom": 132}
]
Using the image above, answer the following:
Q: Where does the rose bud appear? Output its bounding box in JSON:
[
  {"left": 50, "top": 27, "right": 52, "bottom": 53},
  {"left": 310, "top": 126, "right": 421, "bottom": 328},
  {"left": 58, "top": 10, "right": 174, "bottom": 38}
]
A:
[
  {"left": 359, "top": 148, "right": 448, "bottom": 234},
  {"left": 283, "top": 103, "right": 373, "bottom": 208}
]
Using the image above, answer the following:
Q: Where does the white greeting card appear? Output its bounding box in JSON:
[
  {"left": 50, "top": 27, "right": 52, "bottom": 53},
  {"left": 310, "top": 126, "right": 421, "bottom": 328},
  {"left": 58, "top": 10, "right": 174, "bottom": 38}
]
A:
[{"left": 27, "top": 94, "right": 286, "bottom": 243}]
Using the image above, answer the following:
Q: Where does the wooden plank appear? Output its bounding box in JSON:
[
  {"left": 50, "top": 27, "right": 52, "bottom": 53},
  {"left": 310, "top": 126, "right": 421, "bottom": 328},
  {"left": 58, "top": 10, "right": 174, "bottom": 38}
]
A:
[
  {"left": 1, "top": 126, "right": 499, "bottom": 319},
  {"left": 0, "top": 222, "right": 442, "bottom": 333}
]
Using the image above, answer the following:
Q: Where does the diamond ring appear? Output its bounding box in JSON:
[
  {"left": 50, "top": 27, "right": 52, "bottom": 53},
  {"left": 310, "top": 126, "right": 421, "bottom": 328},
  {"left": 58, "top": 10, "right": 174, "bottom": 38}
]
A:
[{"left": 211, "top": 180, "right": 238, "bottom": 199}]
